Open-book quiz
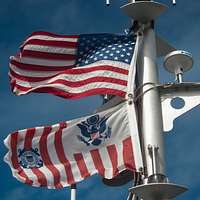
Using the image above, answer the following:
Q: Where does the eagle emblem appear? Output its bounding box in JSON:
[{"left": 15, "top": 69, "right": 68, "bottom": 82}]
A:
[
  {"left": 18, "top": 148, "right": 43, "bottom": 169},
  {"left": 77, "top": 114, "right": 111, "bottom": 146}
]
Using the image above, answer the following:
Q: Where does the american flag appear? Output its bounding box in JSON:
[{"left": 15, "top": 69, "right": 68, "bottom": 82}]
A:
[
  {"left": 4, "top": 103, "right": 143, "bottom": 189},
  {"left": 9, "top": 31, "right": 135, "bottom": 99}
]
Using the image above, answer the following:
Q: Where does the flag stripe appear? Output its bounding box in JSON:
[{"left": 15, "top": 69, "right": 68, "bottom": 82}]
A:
[
  {"left": 24, "top": 128, "right": 48, "bottom": 187},
  {"left": 123, "top": 137, "right": 136, "bottom": 170},
  {"left": 28, "top": 31, "right": 79, "bottom": 39},
  {"left": 31, "top": 168, "right": 47, "bottom": 187},
  {"left": 10, "top": 132, "right": 33, "bottom": 185},
  {"left": 12, "top": 56, "right": 76, "bottom": 67},
  {"left": 107, "top": 144, "right": 119, "bottom": 176},
  {"left": 24, "top": 128, "right": 35, "bottom": 150},
  {"left": 74, "top": 153, "right": 90, "bottom": 179},
  {"left": 10, "top": 59, "right": 73, "bottom": 71},
  {"left": 22, "top": 39, "right": 77, "bottom": 48},
  {"left": 22, "top": 33, "right": 79, "bottom": 48},
  {"left": 54, "top": 125, "right": 75, "bottom": 185},
  {"left": 10, "top": 69, "right": 127, "bottom": 85},
  {"left": 90, "top": 149, "right": 105, "bottom": 176},
  {"left": 39, "top": 127, "right": 62, "bottom": 188},
  {"left": 10, "top": 63, "right": 128, "bottom": 77},
  {"left": 22, "top": 50, "right": 76, "bottom": 61},
  {"left": 99, "top": 147, "right": 113, "bottom": 178},
  {"left": 12, "top": 56, "right": 130, "bottom": 70},
  {"left": 10, "top": 73, "right": 127, "bottom": 88},
  {"left": 12, "top": 84, "right": 126, "bottom": 99},
  {"left": 23, "top": 44, "right": 76, "bottom": 55}
]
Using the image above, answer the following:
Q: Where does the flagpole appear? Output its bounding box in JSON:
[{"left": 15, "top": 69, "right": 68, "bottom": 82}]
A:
[
  {"left": 124, "top": 0, "right": 166, "bottom": 181},
  {"left": 71, "top": 184, "right": 76, "bottom": 200},
  {"left": 137, "top": 27, "right": 165, "bottom": 179},
  {"left": 122, "top": 0, "right": 188, "bottom": 199}
]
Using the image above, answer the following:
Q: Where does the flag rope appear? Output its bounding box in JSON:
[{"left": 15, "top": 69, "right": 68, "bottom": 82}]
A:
[{"left": 126, "top": 31, "right": 144, "bottom": 101}]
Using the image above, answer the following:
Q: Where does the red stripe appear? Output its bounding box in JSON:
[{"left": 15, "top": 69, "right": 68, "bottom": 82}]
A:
[
  {"left": 10, "top": 59, "right": 129, "bottom": 75},
  {"left": 107, "top": 144, "right": 119, "bottom": 176},
  {"left": 11, "top": 60, "right": 128, "bottom": 75},
  {"left": 51, "top": 77, "right": 127, "bottom": 87},
  {"left": 10, "top": 70, "right": 127, "bottom": 86},
  {"left": 122, "top": 137, "right": 136, "bottom": 171},
  {"left": 24, "top": 128, "right": 48, "bottom": 187},
  {"left": 74, "top": 153, "right": 90, "bottom": 179},
  {"left": 54, "top": 124, "right": 75, "bottom": 185},
  {"left": 9, "top": 69, "right": 58, "bottom": 82},
  {"left": 31, "top": 168, "right": 48, "bottom": 187},
  {"left": 29, "top": 31, "right": 79, "bottom": 38},
  {"left": 39, "top": 126, "right": 63, "bottom": 188},
  {"left": 10, "top": 132, "right": 33, "bottom": 185},
  {"left": 12, "top": 84, "right": 126, "bottom": 99},
  {"left": 10, "top": 59, "right": 74, "bottom": 71},
  {"left": 65, "top": 66, "right": 128, "bottom": 76},
  {"left": 22, "top": 39, "right": 77, "bottom": 48},
  {"left": 24, "top": 128, "right": 35, "bottom": 150},
  {"left": 10, "top": 64, "right": 128, "bottom": 81},
  {"left": 22, "top": 50, "right": 76, "bottom": 61},
  {"left": 90, "top": 149, "right": 105, "bottom": 176}
]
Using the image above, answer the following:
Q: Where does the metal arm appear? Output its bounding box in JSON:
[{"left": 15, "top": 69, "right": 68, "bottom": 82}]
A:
[{"left": 106, "top": 1, "right": 176, "bottom": 7}]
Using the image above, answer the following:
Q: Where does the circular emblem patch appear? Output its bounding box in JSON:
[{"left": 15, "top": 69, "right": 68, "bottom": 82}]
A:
[{"left": 18, "top": 148, "right": 43, "bottom": 169}]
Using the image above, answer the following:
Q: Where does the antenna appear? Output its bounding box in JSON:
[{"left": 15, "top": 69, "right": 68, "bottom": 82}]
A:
[
  {"left": 106, "top": 0, "right": 110, "bottom": 6},
  {"left": 172, "top": 0, "right": 176, "bottom": 5}
]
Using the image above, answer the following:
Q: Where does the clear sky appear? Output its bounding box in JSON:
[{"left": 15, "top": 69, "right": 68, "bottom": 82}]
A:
[{"left": 1, "top": 0, "right": 200, "bottom": 200}]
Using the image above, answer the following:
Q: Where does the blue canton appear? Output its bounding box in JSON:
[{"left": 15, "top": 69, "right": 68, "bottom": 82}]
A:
[{"left": 76, "top": 34, "right": 135, "bottom": 66}]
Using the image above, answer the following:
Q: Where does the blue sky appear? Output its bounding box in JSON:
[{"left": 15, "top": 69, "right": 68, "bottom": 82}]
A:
[{"left": 1, "top": 0, "right": 200, "bottom": 199}]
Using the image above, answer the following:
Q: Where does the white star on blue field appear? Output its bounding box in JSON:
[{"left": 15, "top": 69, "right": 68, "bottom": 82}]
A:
[
  {"left": 77, "top": 34, "right": 134, "bottom": 66},
  {"left": 1, "top": 0, "right": 200, "bottom": 200}
]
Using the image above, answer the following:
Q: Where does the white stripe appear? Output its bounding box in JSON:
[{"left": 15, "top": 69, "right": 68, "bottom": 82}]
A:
[
  {"left": 59, "top": 127, "right": 83, "bottom": 183},
  {"left": 76, "top": 60, "right": 129, "bottom": 70},
  {"left": 10, "top": 62, "right": 128, "bottom": 78},
  {"left": 24, "top": 35, "right": 78, "bottom": 43},
  {"left": 81, "top": 151, "right": 97, "bottom": 176},
  {"left": 12, "top": 56, "right": 129, "bottom": 70},
  {"left": 10, "top": 70, "right": 127, "bottom": 88},
  {"left": 46, "top": 132, "right": 67, "bottom": 187},
  {"left": 17, "top": 129, "right": 27, "bottom": 150},
  {"left": 99, "top": 147, "right": 113, "bottom": 178},
  {"left": 11, "top": 56, "right": 75, "bottom": 67},
  {"left": 65, "top": 155, "right": 82, "bottom": 183},
  {"left": 116, "top": 141, "right": 125, "bottom": 172},
  {"left": 10, "top": 64, "right": 64, "bottom": 77},
  {"left": 14, "top": 82, "right": 127, "bottom": 95},
  {"left": 37, "top": 165, "right": 55, "bottom": 188},
  {"left": 24, "top": 45, "right": 77, "bottom": 55},
  {"left": 31, "top": 127, "right": 55, "bottom": 188}
]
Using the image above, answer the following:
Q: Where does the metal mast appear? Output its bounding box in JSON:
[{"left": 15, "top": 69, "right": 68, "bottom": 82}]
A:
[{"left": 121, "top": 0, "right": 187, "bottom": 199}]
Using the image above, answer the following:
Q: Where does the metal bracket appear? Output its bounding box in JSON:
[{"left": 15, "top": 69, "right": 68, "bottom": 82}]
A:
[
  {"left": 156, "top": 35, "right": 176, "bottom": 57},
  {"left": 129, "top": 182, "right": 187, "bottom": 200},
  {"left": 159, "top": 83, "right": 200, "bottom": 132}
]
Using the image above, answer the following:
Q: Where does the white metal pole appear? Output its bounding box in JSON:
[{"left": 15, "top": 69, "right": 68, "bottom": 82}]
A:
[
  {"left": 71, "top": 184, "right": 76, "bottom": 200},
  {"left": 137, "top": 27, "right": 165, "bottom": 177}
]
